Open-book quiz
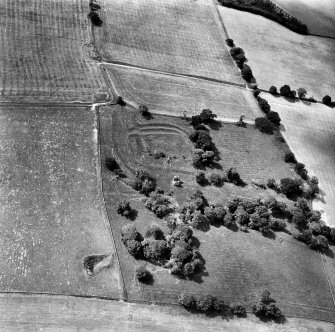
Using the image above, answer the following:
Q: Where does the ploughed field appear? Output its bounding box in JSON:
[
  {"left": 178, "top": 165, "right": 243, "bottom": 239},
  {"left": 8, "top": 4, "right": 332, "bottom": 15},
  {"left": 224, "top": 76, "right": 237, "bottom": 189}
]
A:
[
  {"left": 218, "top": 6, "right": 335, "bottom": 101},
  {"left": 0, "top": 106, "right": 122, "bottom": 298},
  {"left": 95, "top": 0, "right": 242, "bottom": 84},
  {"left": 273, "top": 0, "right": 335, "bottom": 38},
  {"left": 264, "top": 94, "right": 335, "bottom": 227},
  {"left": 0, "top": 0, "right": 104, "bottom": 102},
  {"left": 99, "top": 105, "right": 335, "bottom": 321},
  {"left": 103, "top": 64, "right": 262, "bottom": 122}
]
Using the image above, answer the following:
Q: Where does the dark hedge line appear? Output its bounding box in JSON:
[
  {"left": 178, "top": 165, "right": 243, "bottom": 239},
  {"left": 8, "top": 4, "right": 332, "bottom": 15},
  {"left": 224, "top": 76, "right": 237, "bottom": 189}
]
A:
[{"left": 218, "top": 0, "right": 308, "bottom": 35}]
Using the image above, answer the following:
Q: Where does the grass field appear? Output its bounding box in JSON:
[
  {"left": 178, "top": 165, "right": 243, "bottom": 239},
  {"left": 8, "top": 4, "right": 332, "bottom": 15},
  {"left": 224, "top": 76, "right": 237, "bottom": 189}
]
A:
[
  {"left": 263, "top": 94, "right": 335, "bottom": 227},
  {"left": 104, "top": 64, "right": 261, "bottom": 122},
  {"left": 218, "top": 6, "right": 335, "bottom": 101},
  {"left": 99, "top": 105, "right": 335, "bottom": 321},
  {"left": 95, "top": 0, "right": 242, "bottom": 83},
  {"left": 2, "top": 294, "right": 334, "bottom": 332},
  {"left": 273, "top": 0, "right": 335, "bottom": 38},
  {"left": 0, "top": 0, "right": 104, "bottom": 102},
  {"left": 0, "top": 106, "right": 122, "bottom": 298}
]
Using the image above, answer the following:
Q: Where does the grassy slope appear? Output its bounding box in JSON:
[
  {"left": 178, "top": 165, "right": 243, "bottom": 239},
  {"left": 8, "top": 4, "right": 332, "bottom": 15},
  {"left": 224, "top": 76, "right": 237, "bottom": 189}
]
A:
[
  {"left": 264, "top": 94, "right": 335, "bottom": 227},
  {"left": 273, "top": 0, "right": 335, "bottom": 38},
  {"left": 0, "top": 106, "right": 121, "bottom": 298},
  {"left": 218, "top": 6, "right": 335, "bottom": 100},
  {"left": 105, "top": 65, "right": 262, "bottom": 122},
  {"left": 95, "top": 0, "right": 241, "bottom": 83},
  {"left": 2, "top": 294, "right": 334, "bottom": 332},
  {"left": 99, "top": 106, "right": 335, "bottom": 321},
  {"left": 0, "top": 0, "right": 103, "bottom": 102}
]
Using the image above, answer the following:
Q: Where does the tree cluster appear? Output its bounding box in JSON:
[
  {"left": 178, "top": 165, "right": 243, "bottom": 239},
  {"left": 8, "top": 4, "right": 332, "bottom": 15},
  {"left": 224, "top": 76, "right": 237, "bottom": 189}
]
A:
[
  {"left": 218, "top": 0, "right": 307, "bottom": 34},
  {"left": 190, "top": 109, "right": 218, "bottom": 128},
  {"left": 252, "top": 290, "right": 282, "bottom": 320},
  {"left": 255, "top": 95, "right": 281, "bottom": 127},
  {"left": 178, "top": 293, "right": 224, "bottom": 313},
  {"left": 132, "top": 170, "right": 156, "bottom": 195}
]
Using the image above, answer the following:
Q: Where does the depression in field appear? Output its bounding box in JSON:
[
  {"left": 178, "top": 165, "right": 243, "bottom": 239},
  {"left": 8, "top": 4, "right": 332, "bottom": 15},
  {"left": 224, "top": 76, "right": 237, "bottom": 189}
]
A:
[{"left": 0, "top": 0, "right": 334, "bottom": 331}]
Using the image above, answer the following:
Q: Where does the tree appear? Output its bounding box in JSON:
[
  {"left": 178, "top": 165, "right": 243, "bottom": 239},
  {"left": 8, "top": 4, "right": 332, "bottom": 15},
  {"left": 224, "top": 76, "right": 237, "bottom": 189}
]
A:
[
  {"left": 297, "top": 88, "right": 307, "bottom": 99},
  {"left": 115, "top": 96, "right": 126, "bottom": 106},
  {"left": 225, "top": 38, "right": 234, "bottom": 47},
  {"left": 209, "top": 172, "right": 222, "bottom": 186},
  {"left": 194, "top": 130, "right": 214, "bottom": 151},
  {"left": 284, "top": 151, "right": 296, "bottom": 163},
  {"left": 125, "top": 239, "right": 143, "bottom": 258},
  {"left": 241, "top": 64, "right": 253, "bottom": 82},
  {"left": 322, "top": 95, "right": 332, "bottom": 106},
  {"left": 191, "top": 211, "right": 209, "bottom": 230},
  {"left": 117, "top": 201, "right": 132, "bottom": 218},
  {"left": 195, "top": 295, "right": 215, "bottom": 312},
  {"left": 295, "top": 162, "right": 308, "bottom": 180},
  {"left": 255, "top": 117, "right": 274, "bottom": 134},
  {"left": 230, "top": 304, "right": 247, "bottom": 317},
  {"left": 133, "top": 170, "right": 156, "bottom": 195},
  {"left": 195, "top": 172, "right": 207, "bottom": 185},
  {"left": 257, "top": 97, "right": 271, "bottom": 113},
  {"left": 190, "top": 115, "right": 202, "bottom": 127},
  {"left": 230, "top": 47, "right": 244, "bottom": 58},
  {"left": 143, "top": 239, "right": 169, "bottom": 262},
  {"left": 269, "top": 86, "right": 278, "bottom": 95},
  {"left": 280, "top": 178, "right": 302, "bottom": 197},
  {"left": 267, "top": 111, "right": 281, "bottom": 126},
  {"left": 227, "top": 167, "right": 242, "bottom": 185},
  {"left": 200, "top": 109, "right": 217, "bottom": 123},
  {"left": 280, "top": 85, "right": 291, "bottom": 98},
  {"left": 136, "top": 265, "right": 152, "bottom": 283},
  {"left": 145, "top": 224, "right": 165, "bottom": 240},
  {"left": 309, "top": 235, "right": 329, "bottom": 252},
  {"left": 178, "top": 294, "right": 195, "bottom": 308},
  {"left": 171, "top": 246, "right": 192, "bottom": 263},
  {"left": 139, "top": 104, "right": 150, "bottom": 116},
  {"left": 204, "top": 205, "right": 226, "bottom": 224}
]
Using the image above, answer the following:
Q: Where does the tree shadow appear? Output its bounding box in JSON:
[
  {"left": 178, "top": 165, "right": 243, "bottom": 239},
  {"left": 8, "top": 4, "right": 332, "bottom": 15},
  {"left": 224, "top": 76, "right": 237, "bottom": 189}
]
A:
[
  {"left": 262, "top": 229, "right": 276, "bottom": 240},
  {"left": 142, "top": 112, "right": 153, "bottom": 120},
  {"left": 323, "top": 247, "right": 334, "bottom": 259},
  {"left": 258, "top": 314, "right": 287, "bottom": 324},
  {"left": 283, "top": 96, "right": 298, "bottom": 103},
  {"left": 207, "top": 120, "right": 222, "bottom": 131},
  {"left": 224, "top": 221, "right": 239, "bottom": 232}
]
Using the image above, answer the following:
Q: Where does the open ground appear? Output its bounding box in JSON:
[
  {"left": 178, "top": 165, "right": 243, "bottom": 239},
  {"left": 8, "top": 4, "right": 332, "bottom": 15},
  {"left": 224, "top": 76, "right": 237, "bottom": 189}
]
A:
[
  {"left": 99, "top": 105, "right": 335, "bottom": 321},
  {"left": 2, "top": 294, "right": 335, "bottom": 332},
  {"left": 273, "top": 0, "right": 335, "bottom": 38},
  {"left": 218, "top": 6, "right": 335, "bottom": 101},
  {"left": 103, "top": 64, "right": 261, "bottom": 122},
  {"left": 264, "top": 93, "right": 335, "bottom": 227},
  {"left": 94, "top": 0, "right": 242, "bottom": 83},
  {"left": 0, "top": 106, "right": 122, "bottom": 298},
  {"left": 0, "top": 0, "right": 104, "bottom": 102}
]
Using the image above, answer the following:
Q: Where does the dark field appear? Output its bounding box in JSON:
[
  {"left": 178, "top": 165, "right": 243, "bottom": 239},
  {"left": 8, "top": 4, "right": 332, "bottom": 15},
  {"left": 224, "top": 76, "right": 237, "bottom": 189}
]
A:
[
  {"left": 99, "top": 105, "right": 335, "bottom": 321},
  {"left": 0, "top": 106, "right": 121, "bottom": 298}
]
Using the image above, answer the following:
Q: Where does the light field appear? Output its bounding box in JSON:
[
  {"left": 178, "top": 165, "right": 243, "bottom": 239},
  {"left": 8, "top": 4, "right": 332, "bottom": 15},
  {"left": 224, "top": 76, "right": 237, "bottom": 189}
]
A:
[
  {"left": 273, "top": 0, "right": 335, "bottom": 38},
  {"left": 105, "top": 65, "right": 261, "bottom": 121},
  {"left": 95, "top": 0, "right": 242, "bottom": 83},
  {"left": 0, "top": 106, "right": 121, "bottom": 298},
  {"left": 218, "top": 6, "right": 335, "bottom": 100},
  {"left": 99, "top": 106, "right": 335, "bottom": 321},
  {"left": 0, "top": 0, "right": 104, "bottom": 102},
  {"left": 264, "top": 94, "right": 335, "bottom": 227}
]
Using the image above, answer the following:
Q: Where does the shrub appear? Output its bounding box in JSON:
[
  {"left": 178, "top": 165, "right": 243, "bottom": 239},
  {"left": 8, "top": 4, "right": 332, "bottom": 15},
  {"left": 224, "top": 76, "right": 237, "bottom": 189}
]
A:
[
  {"left": 136, "top": 265, "right": 152, "bottom": 283},
  {"left": 226, "top": 167, "right": 243, "bottom": 185},
  {"left": 269, "top": 218, "right": 286, "bottom": 231},
  {"left": 267, "top": 178, "right": 278, "bottom": 191},
  {"left": 291, "top": 209, "right": 307, "bottom": 229},
  {"left": 253, "top": 290, "right": 282, "bottom": 319},
  {"left": 200, "top": 109, "right": 217, "bottom": 123},
  {"left": 234, "top": 206, "right": 250, "bottom": 225},
  {"left": 196, "top": 172, "right": 207, "bottom": 185},
  {"left": 145, "top": 192, "right": 172, "bottom": 218},
  {"left": 105, "top": 157, "right": 119, "bottom": 171},
  {"left": 267, "top": 111, "right": 281, "bottom": 126},
  {"left": 269, "top": 86, "right": 278, "bottom": 95},
  {"left": 289, "top": 90, "right": 297, "bottom": 99},
  {"left": 322, "top": 95, "right": 332, "bottom": 106},
  {"left": 230, "top": 47, "right": 244, "bottom": 58},
  {"left": 209, "top": 172, "right": 222, "bottom": 186},
  {"left": 190, "top": 115, "right": 202, "bottom": 127},
  {"left": 280, "top": 85, "right": 291, "bottom": 98},
  {"left": 226, "top": 38, "right": 234, "bottom": 47},
  {"left": 230, "top": 304, "right": 247, "bottom": 317},
  {"left": 295, "top": 162, "right": 308, "bottom": 180},
  {"left": 297, "top": 88, "right": 307, "bottom": 99},
  {"left": 115, "top": 96, "right": 126, "bottom": 106},
  {"left": 241, "top": 64, "right": 253, "bottom": 82},
  {"left": 145, "top": 224, "right": 165, "bottom": 240},
  {"left": 255, "top": 117, "right": 274, "bottom": 134},
  {"left": 284, "top": 152, "right": 296, "bottom": 163},
  {"left": 117, "top": 201, "right": 132, "bottom": 218},
  {"left": 195, "top": 294, "right": 216, "bottom": 312},
  {"left": 309, "top": 235, "right": 329, "bottom": 252}
]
